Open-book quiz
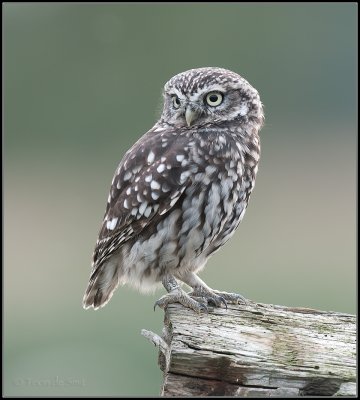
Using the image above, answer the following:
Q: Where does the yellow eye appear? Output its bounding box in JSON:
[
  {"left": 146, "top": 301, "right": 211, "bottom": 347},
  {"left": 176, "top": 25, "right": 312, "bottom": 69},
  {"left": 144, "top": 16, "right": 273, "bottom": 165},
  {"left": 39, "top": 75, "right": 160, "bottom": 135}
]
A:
[
  {"left": 206, "top": 92, "right": 223, "bottom": 107},
  {"left": 172, "top": 95, "right": 181, "bottom": 109}
]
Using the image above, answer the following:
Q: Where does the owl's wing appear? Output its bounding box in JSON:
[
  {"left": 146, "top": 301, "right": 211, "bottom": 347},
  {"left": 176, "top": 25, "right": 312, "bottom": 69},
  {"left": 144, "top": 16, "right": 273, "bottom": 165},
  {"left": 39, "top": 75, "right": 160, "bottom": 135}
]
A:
[{"left": 92, "top": 128, "right": 193, "bottom": 270}]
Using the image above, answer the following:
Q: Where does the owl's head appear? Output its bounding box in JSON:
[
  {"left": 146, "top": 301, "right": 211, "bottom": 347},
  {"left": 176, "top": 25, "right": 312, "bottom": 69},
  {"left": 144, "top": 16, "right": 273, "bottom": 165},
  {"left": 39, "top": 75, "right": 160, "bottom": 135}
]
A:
[{"left": 160, "top": 67, "right": 263, "bottom": 129}]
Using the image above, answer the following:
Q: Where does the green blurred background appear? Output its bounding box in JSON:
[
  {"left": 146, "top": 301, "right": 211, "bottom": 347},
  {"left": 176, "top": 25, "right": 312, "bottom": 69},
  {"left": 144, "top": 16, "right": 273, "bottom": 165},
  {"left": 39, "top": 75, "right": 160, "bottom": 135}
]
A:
[{"left": 4, "top": 3, "right": 356, "bottom": 396}]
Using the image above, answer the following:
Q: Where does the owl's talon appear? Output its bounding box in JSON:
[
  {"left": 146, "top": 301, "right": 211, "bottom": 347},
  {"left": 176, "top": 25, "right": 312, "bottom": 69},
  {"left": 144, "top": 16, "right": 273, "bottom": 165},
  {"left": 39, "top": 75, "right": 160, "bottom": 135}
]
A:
[
  {"left": 189, "top": 288, "right": 230, "bottom": 309},
  {"left": 154, "top": 288, "right": 209, "bottom": 313},
  {"left": 199, "top": 303, "right": 209, "bottom": 313},
  {"left": 213, "top": 290, "right": 248, "bottom": 305},
  {"left": 219, "top": 296, "right": 228, "bottom": 309}
]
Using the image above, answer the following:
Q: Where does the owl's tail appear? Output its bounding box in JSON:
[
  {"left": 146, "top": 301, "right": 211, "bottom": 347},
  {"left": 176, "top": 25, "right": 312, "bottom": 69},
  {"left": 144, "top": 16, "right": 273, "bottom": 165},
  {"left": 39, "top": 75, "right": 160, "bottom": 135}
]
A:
[{"left": 82, "top": 260, "right": 121, "bottom": 310}]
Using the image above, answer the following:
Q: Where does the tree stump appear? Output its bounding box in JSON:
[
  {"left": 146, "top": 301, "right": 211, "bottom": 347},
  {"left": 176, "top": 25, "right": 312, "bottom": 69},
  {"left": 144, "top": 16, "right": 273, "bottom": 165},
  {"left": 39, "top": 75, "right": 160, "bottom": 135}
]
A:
[{"left": 142, "top": 301, "right": 356, "bottom": 397}]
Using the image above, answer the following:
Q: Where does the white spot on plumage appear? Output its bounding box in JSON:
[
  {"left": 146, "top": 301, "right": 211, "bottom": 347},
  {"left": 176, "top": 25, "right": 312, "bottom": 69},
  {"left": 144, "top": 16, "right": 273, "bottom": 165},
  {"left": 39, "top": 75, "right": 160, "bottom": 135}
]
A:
[
  {"left": 124, "top": 171, "right": 132, "bottom": 181},
  {"left": 157, "top": 164, "right": 166, "bottom": 173},
  {"left": 151, "top": 191, "right": 160, "bottom": 200},
  {"left": 218, "top": 135, "right": 226, "bottom": 144},
  {"left": 124, "top": 199, "right": 129, "bottom": 209},
  {"left": 139, "top": 202, "right": 147, "bottom": 215},
  {"left": 147, "top": 151, "right": 155, "bottom": 164},
  {"left": 126, "top": 187, "right": 131, "bottom": 195},
  {"left": 205, "top": 165, "right": 217, "bottom": 175},
  {"left": 180, "top": 172, "right": 190, "bottom": 184},
  {"left": 176, "top": 154, "right": 185, "bottom": 162},
  {"left": 106, "top": 217, "right": 118, "bottom": 230},
  {"left": 145, "top": 174, "right": 152, "bottom": 182},
  {"left": 144, "top": 206, "right": 152, "bottom": 218},
  {"left": 151, "top": 180, "right": 161, "bottom": 190},
  {"left": 131, "top": 207, "right": 138, "bottom": 216},
  {"left": 161, "top": 157, "right": 166, "bottom": 162}
]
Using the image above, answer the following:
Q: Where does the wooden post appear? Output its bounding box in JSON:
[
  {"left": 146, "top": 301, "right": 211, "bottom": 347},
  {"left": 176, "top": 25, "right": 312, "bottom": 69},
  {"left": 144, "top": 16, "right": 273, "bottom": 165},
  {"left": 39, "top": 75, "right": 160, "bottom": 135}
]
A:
[{"left": 142, "top": 301, "right": 356, "bottom": 397}]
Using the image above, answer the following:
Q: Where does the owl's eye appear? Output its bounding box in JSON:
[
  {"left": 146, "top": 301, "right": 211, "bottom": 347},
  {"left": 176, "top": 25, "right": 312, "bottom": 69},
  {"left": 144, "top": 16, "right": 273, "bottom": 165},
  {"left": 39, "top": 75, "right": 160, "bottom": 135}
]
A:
[
  {"left": 206, "top": 92, "right": 223, "bottom": 107},
  {"left": 172, "top": 95, "right": 181, "bottom": 109}
]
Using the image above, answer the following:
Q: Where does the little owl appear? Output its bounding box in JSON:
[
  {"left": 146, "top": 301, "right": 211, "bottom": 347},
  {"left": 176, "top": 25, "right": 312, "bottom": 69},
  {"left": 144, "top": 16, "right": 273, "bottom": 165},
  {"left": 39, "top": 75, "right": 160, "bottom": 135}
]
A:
[{"left": 83, "top": 67, "right": 264, "bottom": 312}]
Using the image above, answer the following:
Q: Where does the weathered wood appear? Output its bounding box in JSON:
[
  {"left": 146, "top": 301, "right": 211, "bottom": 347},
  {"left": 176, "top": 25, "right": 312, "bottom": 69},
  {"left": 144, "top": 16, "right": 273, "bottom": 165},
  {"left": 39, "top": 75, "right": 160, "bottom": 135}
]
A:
[{"left": 142, "top": 301, "right": 356, "bottom": 397}]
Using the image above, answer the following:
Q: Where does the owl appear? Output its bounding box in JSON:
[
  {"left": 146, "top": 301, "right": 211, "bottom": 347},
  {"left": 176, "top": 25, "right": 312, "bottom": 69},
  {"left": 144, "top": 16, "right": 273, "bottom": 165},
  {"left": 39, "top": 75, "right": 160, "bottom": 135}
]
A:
[{"left": 83, "top": 67, "right": 264, "bottom": 312}]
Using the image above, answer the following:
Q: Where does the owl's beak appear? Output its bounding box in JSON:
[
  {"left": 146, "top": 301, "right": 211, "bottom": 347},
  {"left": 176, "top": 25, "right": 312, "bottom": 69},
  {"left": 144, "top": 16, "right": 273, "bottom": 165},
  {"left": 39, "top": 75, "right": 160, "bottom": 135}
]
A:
[{"left": 185, "top": 107, "right": 198, "bottom": 127}]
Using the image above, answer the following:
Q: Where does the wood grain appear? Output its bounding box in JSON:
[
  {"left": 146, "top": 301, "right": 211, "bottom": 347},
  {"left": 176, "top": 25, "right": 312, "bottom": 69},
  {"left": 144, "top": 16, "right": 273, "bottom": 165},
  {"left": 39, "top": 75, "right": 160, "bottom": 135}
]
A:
[{"left": 142, "top": 301, "right": 356, "bottom": 397}]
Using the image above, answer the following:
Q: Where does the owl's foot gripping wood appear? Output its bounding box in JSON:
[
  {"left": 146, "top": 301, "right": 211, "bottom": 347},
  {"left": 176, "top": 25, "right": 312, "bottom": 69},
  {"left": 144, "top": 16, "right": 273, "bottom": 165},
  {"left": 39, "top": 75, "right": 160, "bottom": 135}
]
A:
[
  {"left": 180, "top": 272, "right": 248, "bottom": 309},
  {"left": 189, "top": 287, "right": 248, "bottom": 308},
  {"left": 154, "top": 275, "right": 208, "bottom": 313}
]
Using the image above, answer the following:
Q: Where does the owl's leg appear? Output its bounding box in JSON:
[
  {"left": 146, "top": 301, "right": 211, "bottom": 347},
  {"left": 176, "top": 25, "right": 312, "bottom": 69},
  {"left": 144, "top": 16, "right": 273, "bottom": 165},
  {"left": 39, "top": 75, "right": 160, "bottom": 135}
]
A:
[
  {"left": 179, "top": 272, "right": 247, "bottom": 308},
  {"left": 154, "top": 274, "right": 208, "bottom": 313}
]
